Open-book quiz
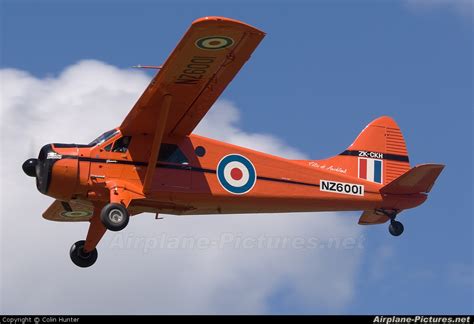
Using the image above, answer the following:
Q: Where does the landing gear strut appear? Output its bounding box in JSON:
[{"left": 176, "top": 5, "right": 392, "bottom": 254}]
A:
[
  {"left": 69, "top": 205, "right": 107, "bottom": 268},
  {"left": 377, "top": 209, "right": 404, "bottom": 237},
  {"left": 69, "top": 186, "right": 135, "bottom": 267}
]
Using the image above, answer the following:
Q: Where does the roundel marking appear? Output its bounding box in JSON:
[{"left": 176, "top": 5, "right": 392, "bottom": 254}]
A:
[
  {"left": 217, "top": 154, "right": 256, "bottom": 194},
  {"left": 195, "top": 36, "right": 234, "bottom": 50},
  {"left": 60, "top": 210, "right": 92, "bottom": 218}
]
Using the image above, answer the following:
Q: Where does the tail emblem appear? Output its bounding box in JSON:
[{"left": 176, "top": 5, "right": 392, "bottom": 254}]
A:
[{"left": 359, "top": 158, "right": 383, "bottom": 184}]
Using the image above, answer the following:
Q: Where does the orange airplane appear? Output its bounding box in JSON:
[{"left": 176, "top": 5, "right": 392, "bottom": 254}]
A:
[{"left": 22, "top": 17, "right": 444, "bottom": 268}]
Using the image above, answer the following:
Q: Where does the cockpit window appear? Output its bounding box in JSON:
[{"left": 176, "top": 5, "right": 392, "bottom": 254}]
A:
[
  {"left": 88, "top": 129, "right": 119, "bottom": 146},
  {"left": 112, "top": 136, "right": 131, "bottom": 153},
  {"left": 158, "top": 144, "right": 188, "bottom": 164}
]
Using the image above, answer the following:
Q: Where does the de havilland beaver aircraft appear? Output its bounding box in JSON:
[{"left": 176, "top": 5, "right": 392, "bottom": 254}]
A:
[{"left": 22, "top": 17, "right": 444, "bottom": 268}]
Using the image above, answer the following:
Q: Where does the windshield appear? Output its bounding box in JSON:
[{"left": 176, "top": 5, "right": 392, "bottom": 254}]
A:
[{"left": 88, "top": 129, "right": 119, "bottom": 146}]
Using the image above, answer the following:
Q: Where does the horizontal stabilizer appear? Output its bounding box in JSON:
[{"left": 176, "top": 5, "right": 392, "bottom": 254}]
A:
[
  {"left": 43, "top": 199, "right": 94, "bottom": 222},
  {"left": 358, "top": 210, "right": 391, "bottom": 225},
  {"left": 380, "top": 164, "right": 445, "bottom": 195}
]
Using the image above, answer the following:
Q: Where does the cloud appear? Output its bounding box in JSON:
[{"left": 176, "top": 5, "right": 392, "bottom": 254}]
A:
[
  {"left": 403, "top": 0, "right": 473, "bottom": 17},
  {"left": 195, "top": 100, "right": 306, "bottom": 160},
  {"left": 0, "top": 60, "right": 364, "bottom": 314}
]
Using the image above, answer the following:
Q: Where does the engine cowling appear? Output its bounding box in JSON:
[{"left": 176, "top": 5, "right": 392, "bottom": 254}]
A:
[{"left": 23, "top": 144, "right": 80, "bottom": 200}]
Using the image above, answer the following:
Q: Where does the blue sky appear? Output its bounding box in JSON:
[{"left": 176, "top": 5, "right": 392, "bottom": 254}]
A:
[{"left": 1, "top": 0, "right": 472, "bottom": 314}]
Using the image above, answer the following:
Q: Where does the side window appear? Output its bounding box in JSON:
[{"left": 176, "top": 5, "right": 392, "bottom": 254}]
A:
[
  {"left": 158, "top": 144, "right": 188, "bottom": 164},
  {"left": 112, "top": 136, "right": 131, "bottom": 153},
  {"left": 104, "top": 143, "right": 112, "bottom": 152}
]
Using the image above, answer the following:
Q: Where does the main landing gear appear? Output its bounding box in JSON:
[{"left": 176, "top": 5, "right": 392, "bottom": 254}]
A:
[
  {"left": 70, "top": 240, "right": 98, "bottom": 268},
  {"left": 69, "top": 202, "right": 130, "bottom": 268},
  {"left": 100, "top": 203, "right": 129, "bottom": 232},
  {"left": 377, "top": 209, "right": 404, "bottom": 237}
]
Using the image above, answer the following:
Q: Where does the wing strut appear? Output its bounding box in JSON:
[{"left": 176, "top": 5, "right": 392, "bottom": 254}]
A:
[{"left": 142, "top": 94, "right": 172, "bottom": 194}]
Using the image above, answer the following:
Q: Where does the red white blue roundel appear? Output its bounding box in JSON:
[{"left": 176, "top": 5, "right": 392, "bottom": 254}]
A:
[{"left": 217, "top": 154, "right": 256, "bottom": 194}]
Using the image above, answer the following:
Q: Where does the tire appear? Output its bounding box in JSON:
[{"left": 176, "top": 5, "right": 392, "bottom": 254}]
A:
[
  {"left": 100, "top": 203, "right": 129, "bottom": 232},
  {"left": 389, "top": 220, "right": 404, "bottom": 237},
  {"left": 70, "top": 240, "right": 98, "bottom": 268}
]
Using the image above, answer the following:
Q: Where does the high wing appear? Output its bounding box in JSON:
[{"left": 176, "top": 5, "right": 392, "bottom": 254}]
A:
[{"left": 120, "top": 16, "right": 265, "bottom": 137}]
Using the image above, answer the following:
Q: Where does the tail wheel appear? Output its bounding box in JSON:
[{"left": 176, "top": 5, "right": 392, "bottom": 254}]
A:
[
  {"left": 389, "top": 220, "right": 404, "bottom": 237},
  {"left": 70, "top": 240, "right": 98, "bottom": 268},
  {"left": 100, "top": 203, "right": 129, "bottom": 232}
]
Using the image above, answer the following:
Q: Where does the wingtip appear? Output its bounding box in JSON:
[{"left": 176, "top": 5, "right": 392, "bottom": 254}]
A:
[{"left": 192, "top": 16, "right": 265, "bottom": 35}]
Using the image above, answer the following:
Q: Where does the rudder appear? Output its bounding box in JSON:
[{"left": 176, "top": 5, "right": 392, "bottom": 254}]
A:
[{"left": 314, "top": 116, "right": 411, "bottom": 185}]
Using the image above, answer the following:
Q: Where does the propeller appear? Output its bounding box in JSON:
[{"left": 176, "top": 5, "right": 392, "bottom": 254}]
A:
[
  {"left": 23, "top": 138, "right": 39, "bottom": 177},
  {"left": 28, "top": 138, "right": 36, "bottom": 157}
]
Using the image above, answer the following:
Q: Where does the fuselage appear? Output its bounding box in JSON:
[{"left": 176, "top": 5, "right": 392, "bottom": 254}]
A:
[{"left": 36, "top": 129, "right": 427, "bottom": 217}]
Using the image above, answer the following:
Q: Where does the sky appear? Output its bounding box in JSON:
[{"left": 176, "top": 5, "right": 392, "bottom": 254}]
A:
[{"left": 0, "top": 0, "right": 473, "bottom": 315}]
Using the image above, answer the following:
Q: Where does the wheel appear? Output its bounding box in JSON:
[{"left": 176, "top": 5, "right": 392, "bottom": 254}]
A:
[
  {"left": 389, "top": 220, "right": 404, "bottom": 237},
  {"left": 70, "top": 240, "right": 98, "bottom": 268},
  {"left": 100, "top": 203, "right": 129, "bottom": 231}
]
